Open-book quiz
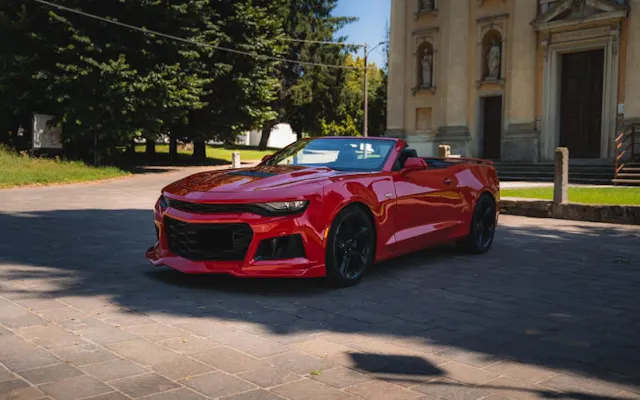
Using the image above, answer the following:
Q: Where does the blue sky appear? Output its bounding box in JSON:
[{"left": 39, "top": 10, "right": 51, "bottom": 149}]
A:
[{"left": 333, "top": 0, "right": 391, "bottom": 67}]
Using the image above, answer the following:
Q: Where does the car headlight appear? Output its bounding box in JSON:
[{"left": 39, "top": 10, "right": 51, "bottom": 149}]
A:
[
  {"left": 159, "top": 195, "right": 169, "bottom": 210},
  {"left": 256, "top": 201, "right": 309, "bottom": 214}
]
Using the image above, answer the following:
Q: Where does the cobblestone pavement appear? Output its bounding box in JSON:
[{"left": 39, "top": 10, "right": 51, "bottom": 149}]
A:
[{"left": 1, "top": 171, "right": 639, "bottom": 400}]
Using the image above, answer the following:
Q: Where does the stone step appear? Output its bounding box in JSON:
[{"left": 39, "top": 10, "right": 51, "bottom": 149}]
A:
[
  {"left": 612, "top": 178, "right": 640, "bottom": 186},
  {"left": 616, "top": 173, "right": 640, "bottom": 178},
  {"left": 621, "top": 167, "right": 640, "bottom": 172}
]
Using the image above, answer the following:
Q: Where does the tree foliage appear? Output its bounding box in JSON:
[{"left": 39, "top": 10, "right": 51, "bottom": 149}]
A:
[{"left": 0, "top": 0, "right": 387, "bottom": 161}]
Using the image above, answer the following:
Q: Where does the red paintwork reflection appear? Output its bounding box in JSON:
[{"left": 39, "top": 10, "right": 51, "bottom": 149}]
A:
[{"left": 146, "top": 137, "right": 499, "bottom": 278}]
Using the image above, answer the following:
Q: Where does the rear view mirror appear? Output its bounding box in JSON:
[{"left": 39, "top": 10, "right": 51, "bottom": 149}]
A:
[{"left": 403, "top": 157, "right": 427, "bottom": 171}]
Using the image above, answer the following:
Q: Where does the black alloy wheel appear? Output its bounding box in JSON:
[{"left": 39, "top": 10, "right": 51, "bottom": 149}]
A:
[
  {"left": 325, "top": 205, "right": 375, "bottom": 287},
  {"left": 459, "top": 194, "right": 496, "bottom": 254}
]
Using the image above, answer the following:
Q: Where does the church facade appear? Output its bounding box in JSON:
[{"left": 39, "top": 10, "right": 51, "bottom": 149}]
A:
[{"left": 386, "top": 0, "right": 638, "bottom": 161}]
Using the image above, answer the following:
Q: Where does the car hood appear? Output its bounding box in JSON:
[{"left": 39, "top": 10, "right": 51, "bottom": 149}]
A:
[{"left": 163, "top": 165, "right": 340, "bottom": 196}]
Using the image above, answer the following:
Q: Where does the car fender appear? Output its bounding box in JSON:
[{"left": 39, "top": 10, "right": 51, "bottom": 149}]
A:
[{"left": 319, "top": 178, "right": 396, "bottom": 262}]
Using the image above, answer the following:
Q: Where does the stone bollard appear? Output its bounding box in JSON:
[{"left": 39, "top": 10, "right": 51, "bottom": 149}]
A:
[
  {"left": 554, "top": 147, "right": 569, "bottom": 204},
  {"left": 438, "top": 145, "right": 451, "bottom": 158},
  {"left": 232, "top": 152, "right": 241, "bottom": 168}
]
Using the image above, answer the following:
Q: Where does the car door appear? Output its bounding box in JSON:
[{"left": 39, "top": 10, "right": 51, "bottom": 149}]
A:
[{"left": 391, "top": 161, "right": 464, "bottom": 253}]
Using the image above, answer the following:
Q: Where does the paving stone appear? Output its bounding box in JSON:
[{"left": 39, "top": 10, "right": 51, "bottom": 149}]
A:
[
  {"left": 105, "top": 339, "right": 177, "bottom": 366},
  {"left": 176, "top": 320, "right": 233, "bottom": 337},
  {"left": 221, "top": 389, "right": 286, "bottom": 400},
  {"left": 51, "top": 344, "right": 117, "bottom": 367},
  {"left": 295, "top": 338, "right": 352, "bottom": 359},
  {"left": 539, "top": 374, "right": 622, "bottom": 398},
  {"left": 76, "top": 393, "right": 129, "bottom": 400},
  {"left": 76, "top": 325, "right": 139, "bottom": 345},
  {"left": 37, "top": 308, "right": 86, "bottom": 325},
  {"left": 18, "top": 363, "right": 83, "bottom": 385},
  {"left": 1, "top": 313, "right": 47, "bottom": 329},
  {"left": 436, "top": 347, "right": 504, "bottom": 368},
  {"left": 346, "top": 380, "right": 423, "bottom": 400},
  {"left": 15, "top": 298, "right": 64, "bottom": 312},
  {"left": 317, "top": 332, "right": 370, "bottom": 345},
  {"left": 55, "top": 317, "right": 106, "bottom": 332},
  {"left": 479, "top": 376, "right": 552, "bottom": 400},
  {"left": 127, "top": 322, "right": 186, "bottom": 341},
  {"left": 40, "top": 375, "right": 112, "bottom": 400},
  {"left": 180, "top": 371, "right": 256, "bottom": 398},
  {"left": 0, "top": 325, "right": 12, "bottom": 337},
  {"left": 158, "top": 336, "right": 218, "bottom": 354},
  {"left": 0, "top": 365, "right": 15, "bottom": 383},
  {"left": 267, "top": 351, "right": 335, "bottom": 375},
  {"left": 0, "top": 299, "right": 29, "bottom": 318},
  {"left": 102, "top": 314, "right": 153, "bottom": 328},
  {"left": 18, "top": 325, "right": 85, "bottom": 349},
  {"left": 110, "top": 372, "right": 180, "bottom": 397},
  {"left": 485, "top": 361, "right": 559, "bottom": 384},
  {"left": 411, "top": 377, "right": 489, "bottom": 400},
  {"left": 440, "top": 361, "right": 501, "bottom": 386},
  {"left": 0, "top": 379, "right": 44, "bottom": 400},
  {"left": 272, "top": 379, "right": 360, "bottom": 400},
  {"left": 211, "top": 332, "right": 291, "bottom": 358},
  {"left": 142, "top": 388, "right": 208, "bottom": 400},
  {"left": 309, "top": 366, "right": 371, "bottom": 389},
  {"left": 238, "top": 365, "right": 300, "bottom": 388},
  {"left": 152, "top": 354, "right": 214, "bottom": 380},
  {"left": 0, "top": 342, "right": 61, "bottom": 372},
  {"left": 4, "top": 174, "right": 640, "bottom": 400},
  {"left": 80, "top": 359, "right": 148, "bottom": 382},
  {"left": 192, "top": 347, "right": 266, "bottom": 374}
]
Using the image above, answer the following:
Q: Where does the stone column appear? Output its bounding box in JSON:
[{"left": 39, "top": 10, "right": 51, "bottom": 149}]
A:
[
  {"left": 623, "top": 4, "right": 640, "bottom": 121},
  {"left": 435, "top": 0, "right": 470, "bottom": 155},
  {"left": 504, "top": 0, "right": 539, "bottom": 161},
  {"left": 386, "top": 0, "right": 407, "bottom": 137},
  {"left": 443, "top": 0, "right": 469, "bottom": 130}
]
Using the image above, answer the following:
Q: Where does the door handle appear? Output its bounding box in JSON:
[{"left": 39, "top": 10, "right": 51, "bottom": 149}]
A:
[{"left": 443, "top": 178, "right": 452, "bottom": 185}]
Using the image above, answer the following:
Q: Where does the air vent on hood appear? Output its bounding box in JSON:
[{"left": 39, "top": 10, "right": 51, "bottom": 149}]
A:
[{"left": 227, "top": 170, "right": 277, "bottom": 178}]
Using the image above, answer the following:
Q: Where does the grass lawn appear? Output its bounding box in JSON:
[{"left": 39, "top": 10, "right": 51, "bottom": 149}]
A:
[
  {"left": 501, "top": 187, "right": 640, "bottom": 205},
  {"left": 0, "top": 147, "right": 129, "bottom": 189},
  {"left": 134, "top": 144, "right": 274, "bottom": 162}
]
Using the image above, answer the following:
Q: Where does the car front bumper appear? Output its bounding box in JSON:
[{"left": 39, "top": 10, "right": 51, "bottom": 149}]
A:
[{"left": 144, "top": 201, "right": 327, "bottom": 278}]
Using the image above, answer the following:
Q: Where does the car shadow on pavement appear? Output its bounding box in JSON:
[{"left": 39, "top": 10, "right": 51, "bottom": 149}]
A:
[{"left": 0, "top": 208, "right": 639, "bottom": 397}]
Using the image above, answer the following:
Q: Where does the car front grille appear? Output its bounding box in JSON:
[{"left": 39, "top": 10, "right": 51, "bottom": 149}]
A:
[
  {"left": 167, "top": 198, "right": 265, "bottom": 215},
  {"left": 163, "top": 217, "right": 253, "bottom": 261}
]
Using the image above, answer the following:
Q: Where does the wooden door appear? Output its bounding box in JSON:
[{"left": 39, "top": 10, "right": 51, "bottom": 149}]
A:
[
  {"left": 482, "top": 96, "right": 502, "bottom": 160},
  {"left": 559, "top": 49, "right": 604, "bottom": 158}
]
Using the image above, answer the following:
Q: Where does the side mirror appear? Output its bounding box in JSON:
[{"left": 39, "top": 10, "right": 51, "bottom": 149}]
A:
[
  {"left": 403, "top": 157, "right": 427, "bottom": 171},
  {"left": 261, "top": 154, "right": 272, "bottom": 162}
]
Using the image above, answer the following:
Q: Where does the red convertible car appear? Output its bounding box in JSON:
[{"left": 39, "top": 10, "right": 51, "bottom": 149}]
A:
[{"left": 146, "top": 136, "right": 499, "bottom": 287}]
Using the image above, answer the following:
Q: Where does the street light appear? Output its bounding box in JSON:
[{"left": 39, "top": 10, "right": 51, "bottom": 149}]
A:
[{"left": 363, "top": 41, "right": 388, "bottom": 137}]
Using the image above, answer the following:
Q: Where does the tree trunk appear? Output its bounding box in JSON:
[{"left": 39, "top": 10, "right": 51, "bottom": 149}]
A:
[
  {"left": 258, "top": 123, "right": 274, "bottom": 150},
  {"left": 193, "top": 140, "right": 206, "bottom": 161},
  {"left": 169, "top": 135, "right": 178, "bottom": 163},
  {"left": 145, "top": 138, "right": 156, "bottom": 158},
  {"left": 126, "top": 139, "right": 136, "bottom": 155}
]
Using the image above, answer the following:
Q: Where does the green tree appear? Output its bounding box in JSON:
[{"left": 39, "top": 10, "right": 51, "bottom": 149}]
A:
[
  {"left": 181, "top": 0, "right": 286, "bottom": 160},
  {"left": 258, "top": 0, "right": 357, "bottom": 149}
]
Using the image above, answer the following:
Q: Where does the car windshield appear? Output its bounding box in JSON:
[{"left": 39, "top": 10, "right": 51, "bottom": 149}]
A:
[{"left": 263, "top": 138, "right": 395, "bottom": 172}]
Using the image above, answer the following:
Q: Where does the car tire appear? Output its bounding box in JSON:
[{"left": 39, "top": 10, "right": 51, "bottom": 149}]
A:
[
  {"left": 324, "top": 205, "right": 375, "bottom": 288},
  {"left": 458, "top": 193, "right": 497, "bottom": 254}
]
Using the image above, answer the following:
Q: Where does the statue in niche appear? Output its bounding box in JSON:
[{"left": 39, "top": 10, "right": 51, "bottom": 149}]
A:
[
  {"left": 486, "top": 39, "right": 501, "bottom": 80},
  {"left": 420, "top": 0, "right": 434, "bottom": 11},
  {"left": 421, "top": 52, "right": 433, "bottom": 88}
]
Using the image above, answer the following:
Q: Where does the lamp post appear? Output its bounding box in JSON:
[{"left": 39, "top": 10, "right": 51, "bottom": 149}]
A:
[{"left": 363, "top": 41, "right": 387, "bottom": 137}]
